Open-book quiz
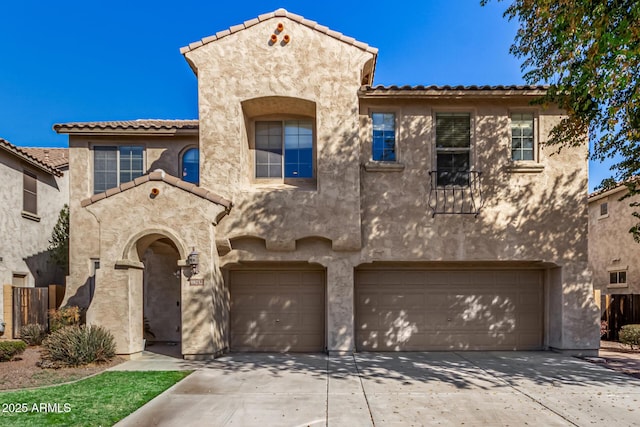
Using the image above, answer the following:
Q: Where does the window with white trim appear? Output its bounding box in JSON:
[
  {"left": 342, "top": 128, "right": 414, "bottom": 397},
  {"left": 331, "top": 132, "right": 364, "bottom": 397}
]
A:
[
  {"left": 255, "top": 120, "right": 313, "bottom": 179},
  {"left": 435, "top": 113, "right": 471, "bottom": 186},
  {"left": 372, "top": 113, "right": 396, "bottom": 162},
  {"left": 610, "top": 271, "right": 627, "bottom": 285},
  {"left": 94, "top": 146, "right": 144, "bottom": 194},
  {"left": 511, "top": 113, "right": 534, "bottom": 161}
]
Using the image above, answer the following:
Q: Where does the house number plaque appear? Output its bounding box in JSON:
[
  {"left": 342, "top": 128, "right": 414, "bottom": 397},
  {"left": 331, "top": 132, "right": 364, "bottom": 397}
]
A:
[{"left": 190, "top": 278, "right": 204, "bottom": 286}]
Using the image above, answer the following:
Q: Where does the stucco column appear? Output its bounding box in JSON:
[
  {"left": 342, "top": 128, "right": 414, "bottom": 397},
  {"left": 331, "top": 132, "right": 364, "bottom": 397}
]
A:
[{"left": 326, "top": 259, "right": 355, "bottom": 354}]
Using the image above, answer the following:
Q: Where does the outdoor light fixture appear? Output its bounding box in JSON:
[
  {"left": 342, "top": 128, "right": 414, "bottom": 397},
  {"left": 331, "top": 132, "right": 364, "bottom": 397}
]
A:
[{"left": 187, "top": 247, "right": 199, "bottom": 275}]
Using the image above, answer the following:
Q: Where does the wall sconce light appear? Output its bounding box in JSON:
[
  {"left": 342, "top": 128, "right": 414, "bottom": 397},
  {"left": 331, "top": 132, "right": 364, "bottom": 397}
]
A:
[
  {"left": 270, "top": 34, "right": 278, "bottom": 44},
  {"left": 276, "top": 22, "right": 284, "bottom": 32},
  {"left": 187, "top": 247, "right": 199, "bottom": 275},
  {"left": 283, "top": 34, "right": 291, "bottom": 44}
]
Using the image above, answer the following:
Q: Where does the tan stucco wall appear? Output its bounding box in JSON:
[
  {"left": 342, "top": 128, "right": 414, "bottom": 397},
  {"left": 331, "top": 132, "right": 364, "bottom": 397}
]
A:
[
  {"left": 0, "top": 152, "right": 68, "bottom": 321},
  {"left": 589, "top": 186, "right": 640, "bottom": 295},
  {"left": 62, "top": 14, "right": 598, "bottom": 356}
]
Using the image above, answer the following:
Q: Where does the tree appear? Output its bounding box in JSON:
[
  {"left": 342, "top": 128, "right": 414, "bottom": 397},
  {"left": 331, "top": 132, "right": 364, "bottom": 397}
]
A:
[
  {"left": 482, "top": 0, "right": 640, "bottom": 238},
  {"left": 49, "top": 204, "right": 69, "bottom": 275}
]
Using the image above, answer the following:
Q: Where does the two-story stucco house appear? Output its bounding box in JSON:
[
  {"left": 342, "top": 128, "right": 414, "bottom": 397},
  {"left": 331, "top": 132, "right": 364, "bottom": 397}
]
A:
[
  {"left": 0, "top": 138, "right": 69, "bottom": 322},
  {"left": 589, "top": 180, "right": 640, "bottom": 336},
  {"left": 54, "top": 9, "right": 599, "bottom": 358}
]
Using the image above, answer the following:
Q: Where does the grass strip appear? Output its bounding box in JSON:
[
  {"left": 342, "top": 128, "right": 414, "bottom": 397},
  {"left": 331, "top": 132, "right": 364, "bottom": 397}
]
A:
[{"left": 0, "top": 371, "right": 191, "bottom": 426}]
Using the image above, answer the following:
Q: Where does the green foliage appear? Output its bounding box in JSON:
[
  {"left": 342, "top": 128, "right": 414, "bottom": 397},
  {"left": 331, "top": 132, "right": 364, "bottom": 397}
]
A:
[
  {"left": 49, "top": 305, "right": 81, "bottom": 333},
  {"left": 19, "top": 323, "right": 48, "bottom": 346},
  {"left": 619, "top": 324, "right": 640, "bottom": 349},
  {"left": 0, "top": 371, "right": 191, "bottom": 427},
  {"left": 483, "top": 0, "right": 640, "bottom": 239},
  {"left": 0, "top": 340, "right": 27, "bottom": 362},
  {"left": 41, "top": 325, "right": 116, "bottom": 367},
  {"left": 48, "top": 204, "right": 69, "bottom": 275}
]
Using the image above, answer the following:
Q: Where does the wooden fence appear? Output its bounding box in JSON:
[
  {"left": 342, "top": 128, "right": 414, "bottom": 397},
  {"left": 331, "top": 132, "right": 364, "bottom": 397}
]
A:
[{"left": 2, "top": 285, "right": 65, "bottom": 339}]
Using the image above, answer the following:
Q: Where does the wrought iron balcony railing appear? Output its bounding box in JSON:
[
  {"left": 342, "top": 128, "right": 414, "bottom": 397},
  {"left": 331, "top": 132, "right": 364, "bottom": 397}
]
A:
[{"left": 427, "top": 170, "right": 483, "bottom": 217}]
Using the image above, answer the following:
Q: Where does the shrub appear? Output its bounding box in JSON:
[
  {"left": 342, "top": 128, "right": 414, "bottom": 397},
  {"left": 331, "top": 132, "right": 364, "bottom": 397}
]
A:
[
  {"left": 619, "top": 324, "right": 640, "bottom": 349},
  {"left": 601, "top": 320, "right": 609, "bottom": 338},
  {"left": 41, "top": 325, "right": 116, "bottom": 367},
  {"left": 0, "top": 340, "right": 27, "bottom": 362},
  {"left": 49, "top": 305, "right": 81, "bottom": 333},
  {"left": 20, "top": 323, "right": 48, "bottom": 346}
]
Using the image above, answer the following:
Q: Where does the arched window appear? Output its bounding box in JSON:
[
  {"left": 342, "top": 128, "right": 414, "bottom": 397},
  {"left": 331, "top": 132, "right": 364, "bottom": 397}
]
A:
[{"left": 182, "top": 148, "right": 199, "bottom": 184}]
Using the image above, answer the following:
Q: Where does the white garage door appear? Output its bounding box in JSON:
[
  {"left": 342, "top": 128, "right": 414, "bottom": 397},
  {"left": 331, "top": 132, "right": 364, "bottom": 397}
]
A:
[
  {"left": 355, "top": 269, "right": 543, "bottom": 351},
  {"left": 230, "top": 269, "right": 325, "bottom": 352}
]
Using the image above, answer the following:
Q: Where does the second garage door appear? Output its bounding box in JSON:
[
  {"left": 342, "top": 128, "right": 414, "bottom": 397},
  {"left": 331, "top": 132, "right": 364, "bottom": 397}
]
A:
[
  {"left": 229, "top": 269, "right": 325, "bottom": 352},
  {"left": 355, "top": 269, "right": 543, "bottom": 351}
]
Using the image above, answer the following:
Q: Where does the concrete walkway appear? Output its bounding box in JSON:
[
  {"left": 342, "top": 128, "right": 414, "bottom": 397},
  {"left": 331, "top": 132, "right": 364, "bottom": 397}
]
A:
[{"left": 113, "top": 351, "right": 640, "bottom": 426}]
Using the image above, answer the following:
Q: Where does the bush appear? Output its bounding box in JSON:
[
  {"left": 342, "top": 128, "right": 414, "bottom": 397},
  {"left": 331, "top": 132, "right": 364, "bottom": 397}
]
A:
[
  {"left": 49, "top": 306, "right": 81, "bottom": 333},
  {"left": 20, "top": 323, "right": 48, "bottom": 346},
  {"left": 0, "top": 340, "right": 27, "bottom": 362},
  {"left": 41, "top": 325, "right": 116, "bottom": 367},
  {"left": 619, "top": 324, "right": 640, "bottom": 349}
]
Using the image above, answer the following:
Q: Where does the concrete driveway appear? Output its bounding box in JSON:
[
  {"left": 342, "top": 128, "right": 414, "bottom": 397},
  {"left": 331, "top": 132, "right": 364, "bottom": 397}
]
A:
[{"left": 115, "top": 352, "right": 640, "bottom": 426}]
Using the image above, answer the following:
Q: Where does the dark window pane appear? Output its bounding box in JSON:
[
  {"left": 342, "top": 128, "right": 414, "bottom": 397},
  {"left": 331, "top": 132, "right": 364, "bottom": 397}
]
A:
[
  {"left": 372, "top": 113, "right": 396, "bottom": 161},
  {"left": 436, "top": 113, "right": 470, "bottom": 148},
  {"left": 23, "top": 171, "right": 37, "bottom": 214},
  {"left": 610, "top": 272, "right": 618, "bottom": 284},
  {"left": 94, "top": 146, "right": 117, "bottom": 193},
  {"left": 436, "top": 152, "right": 470, "bottom": 186},
  {"left": 619, "top": 271, "right": 627, "bottom": 283}
]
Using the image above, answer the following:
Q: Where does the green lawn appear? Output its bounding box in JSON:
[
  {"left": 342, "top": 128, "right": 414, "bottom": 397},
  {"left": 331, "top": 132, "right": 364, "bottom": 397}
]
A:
[{"left": 0, "top": 371, "right": 191, "bottom": 426}]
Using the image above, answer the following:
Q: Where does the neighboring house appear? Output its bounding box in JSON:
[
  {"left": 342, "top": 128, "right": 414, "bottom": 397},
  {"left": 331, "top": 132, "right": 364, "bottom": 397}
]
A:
[
  {"left": 588, "top": 180, "right": 640, "bottom": 335},
  {"left": 0, "top": 138, "right": 69, "bottom": 321},
  {"left": 54, "top": 9, "right": 598, "bottom": 358}
]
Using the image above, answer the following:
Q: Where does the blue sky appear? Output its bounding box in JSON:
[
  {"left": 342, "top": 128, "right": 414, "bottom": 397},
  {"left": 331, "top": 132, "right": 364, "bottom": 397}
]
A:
[{"left": 0, "top": 0, "right": 612, "bottom": 190}]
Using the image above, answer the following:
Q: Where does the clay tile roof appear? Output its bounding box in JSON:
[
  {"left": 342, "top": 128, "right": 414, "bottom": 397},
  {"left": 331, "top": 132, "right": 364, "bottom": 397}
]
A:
[
  {"left": 360, "top": 85, "right": 549, "bottom": 97},
  {"left": 81, "top": 169, "right": 233, "bottom": 213},
  {"left": 588, "top": 176, "right": 639, "bottom": 199},
  {"left": 21, "top": 147, "right": 69, "bottom": 168},
  {"left": 53, "top": 119, "right": 199, "bottom": 134},
  {"left": 179, "top": 8, "right": 378, "bottom": 56},
  {"left": 0, "top": 138, "right": 64, "bottom": 176}
]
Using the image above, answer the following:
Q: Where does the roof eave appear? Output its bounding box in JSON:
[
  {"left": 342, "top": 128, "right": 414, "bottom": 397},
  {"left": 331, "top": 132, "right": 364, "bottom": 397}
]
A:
[
  {"left": 0, "top": 143, "right": 62, "bottom": 177},
  {"left": 358, "top": 88, "right": 549, "bottom": 99}
]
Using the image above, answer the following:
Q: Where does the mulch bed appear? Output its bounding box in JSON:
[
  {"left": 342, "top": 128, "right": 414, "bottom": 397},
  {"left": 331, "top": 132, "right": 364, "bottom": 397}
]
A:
[{"left": 0, "top": 345, "right": 124, "bottom": 391}]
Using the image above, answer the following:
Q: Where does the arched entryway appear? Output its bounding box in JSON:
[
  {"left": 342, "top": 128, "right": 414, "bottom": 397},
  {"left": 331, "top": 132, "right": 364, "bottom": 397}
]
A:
[
  {"left": 141, "top": 238, "right": 182, "bottom": 345},
  {"left": 125, "top": 231, "right": 186, "bottom": 353}
]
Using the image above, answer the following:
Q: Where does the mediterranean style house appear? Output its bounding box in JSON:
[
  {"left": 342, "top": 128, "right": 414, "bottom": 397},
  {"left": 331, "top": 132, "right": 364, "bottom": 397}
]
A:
[
  {"left": 54, "top": 9, "right": 599, "bottom": 358},
  {"left": 0, "top": 138, "right": 68, "bottom": 321},
  {"left": 589, "top": 180, "right": 640, "bottom": 336}
]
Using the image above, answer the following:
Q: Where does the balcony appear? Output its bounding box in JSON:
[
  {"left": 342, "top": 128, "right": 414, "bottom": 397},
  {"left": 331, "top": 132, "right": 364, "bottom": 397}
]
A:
[{"left": 428, "top": 170, "right": 483, "bottom": 217}]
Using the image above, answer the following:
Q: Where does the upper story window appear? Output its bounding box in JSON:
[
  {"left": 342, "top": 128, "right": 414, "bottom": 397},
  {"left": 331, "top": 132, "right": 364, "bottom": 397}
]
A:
[
  {"left": 435, "top": 113, "right": 471, "bottom": 186},
  {"left": 255, "top": 120, "right": 313, "bottom": 179},
  {"left": 182, "top": 148, "right": 199, "bottom": 184},
  {"left": 23, "top": 170, "right": 37, "bottom": 215},
  {"left": 372, "top": 113, "right": 396, "bottom": 162},
  {"left": 511, "top": 113, "right": 534, "bottom": 161},
  {"left": 610, "top": 270, "right": 627, "bottom": 285},
  {"left": 94, "top": 146, "right": 144, "bottom": 194},
  {"left": 600, "top": 202, "right": 608, "bottom": 217}
]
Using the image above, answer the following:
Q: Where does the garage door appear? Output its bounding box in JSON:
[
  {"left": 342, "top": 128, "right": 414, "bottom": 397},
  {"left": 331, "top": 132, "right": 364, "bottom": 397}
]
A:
[
  {"left": 355, "top": 269, "right": 543, "bottom": 351},
  {"left": 230, "top": 269, "right": 325, "bottom": 352}
]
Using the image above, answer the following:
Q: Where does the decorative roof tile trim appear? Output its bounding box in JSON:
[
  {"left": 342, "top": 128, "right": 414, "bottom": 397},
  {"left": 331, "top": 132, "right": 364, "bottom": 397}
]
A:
[
  {"left": 81, "top": 169, "right": 233, "bottom": 211},
  {"left": 0, "top": 138, "right": 64, "bottom": 176},
  {"left": 588, "top": 176, "right": 639, "bottom": 200},
  {"left": 54, "top": 119, "right": 198, "bottom": 134},
  {"left": 180, "top": 8, "right": 378, "bottom": 55},
  {"left": 361, "top": 84, "right": 550, "bottom": 92}
]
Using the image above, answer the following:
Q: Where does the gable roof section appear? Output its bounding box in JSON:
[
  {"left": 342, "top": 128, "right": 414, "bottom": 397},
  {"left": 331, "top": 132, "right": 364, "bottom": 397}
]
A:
[
  {"left": 588, "top": 176, "right": 639, "bottom": 202},
  {"left": 179, "top": 8, "right": 378, "bottom": 56},
  {"left": 0, "top": 138, "right": 65, "bottom": 176},
  {"left": 54, "top": 119, "right": 198, "bottom": 135},
  {"left": 81, "top": 169, "right": 232, "bottom": 212}
]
